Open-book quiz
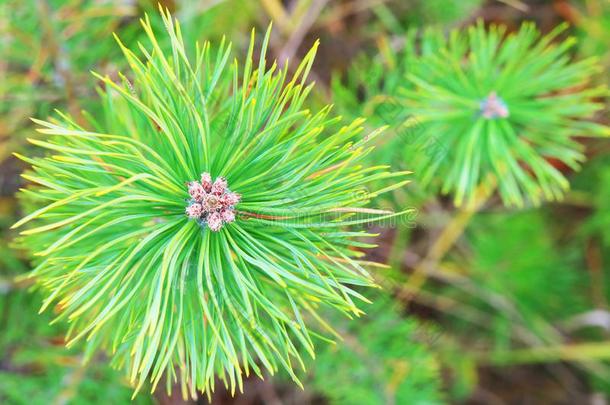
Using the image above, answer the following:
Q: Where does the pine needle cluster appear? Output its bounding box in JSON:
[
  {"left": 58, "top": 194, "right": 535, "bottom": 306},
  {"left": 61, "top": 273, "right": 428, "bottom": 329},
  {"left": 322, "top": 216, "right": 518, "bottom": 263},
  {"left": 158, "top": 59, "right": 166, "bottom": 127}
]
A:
[
  {"left": 13, "top": 9, "right": 410, "bottom": 398},
  {"left": 334, "top": 21, "right": 609, "bottom": 206}
]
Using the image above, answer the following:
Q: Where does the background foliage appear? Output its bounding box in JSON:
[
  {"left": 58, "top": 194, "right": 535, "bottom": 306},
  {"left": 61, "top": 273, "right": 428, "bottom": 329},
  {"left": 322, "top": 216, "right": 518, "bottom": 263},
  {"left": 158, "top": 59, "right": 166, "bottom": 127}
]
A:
[{"left": 1, "top": 0, "right": 609, "bottom": 404}]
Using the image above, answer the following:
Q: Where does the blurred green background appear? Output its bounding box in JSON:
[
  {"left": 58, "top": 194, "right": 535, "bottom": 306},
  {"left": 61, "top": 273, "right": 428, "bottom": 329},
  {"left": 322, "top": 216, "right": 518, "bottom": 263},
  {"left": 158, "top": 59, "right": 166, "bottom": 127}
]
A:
[{"left": 1, "top": 0, "right": 609, "bottom": 404}]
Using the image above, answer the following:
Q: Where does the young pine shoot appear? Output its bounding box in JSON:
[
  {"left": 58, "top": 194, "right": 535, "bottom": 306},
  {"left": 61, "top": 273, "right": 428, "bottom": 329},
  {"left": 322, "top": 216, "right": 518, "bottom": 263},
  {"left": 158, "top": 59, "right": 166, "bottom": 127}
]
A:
[{"left": 13, "top": 9, "right": 410, "bottom": 400}]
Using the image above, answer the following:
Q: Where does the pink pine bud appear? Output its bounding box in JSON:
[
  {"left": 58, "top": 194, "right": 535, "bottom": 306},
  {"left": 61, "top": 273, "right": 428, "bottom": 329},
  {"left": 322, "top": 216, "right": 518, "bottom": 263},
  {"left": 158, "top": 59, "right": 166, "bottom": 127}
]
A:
[
  {"left": 207, "top": 212, "right": 223, "bottom": 232},
  {"left": 480, "top": 92, "right": 509, "bottom": 119},
  {"left": 211, "top": 177, "right": 227, "bottom": 195},
  {"left": 186, "top": 203, "right": 203, "bottom": 219},
  {"left": 188, "top": 182, "right": 206, "bottom": 202},
  {"left": 186, "top": 173, "right": 241, "bottom": 231},
  {"left": 200, "top": 172, "right": 213, "bottom": 192},
  {"left": 203, "top": 194, "right": 221, "bottom": 211},
  {"left": 220, "top": 208, "right": 236, "bottom": 223},
  {"left": 222, "top": 192, "right": 241, "bottom": 206}
]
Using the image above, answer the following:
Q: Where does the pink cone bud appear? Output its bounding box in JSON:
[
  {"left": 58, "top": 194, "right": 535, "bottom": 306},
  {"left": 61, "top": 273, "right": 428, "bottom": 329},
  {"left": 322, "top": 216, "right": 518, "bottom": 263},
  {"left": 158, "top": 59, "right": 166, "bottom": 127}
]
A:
[
  {"left": 186, "top": 203, "right": 203, "bottom": 219},
  {"left": 221, "top": 208, "right": 236, "bottom": 223},
  {"left": 188, "top": 182, "right": 206, "bottom": 202},
  {"left": 203, "top": 194, "right": 221, "bottom": 211},
  {"left": 222, "top": 192, "right": 241, "bottom": 206},
  {"left": 200, "top": 172, "right": 213, "bottom": 192},
  {"left": 186, "top": 173, "right": 241, "bottom": 230},
  {"left": 480, "top": 92, "right": 509, "bottom": 119},
  {"left": 211, "top": 177, "right": 227, "bottom": 195},
  {"left": 207, "top": 212, "right": 223, "bottom": 231}
]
